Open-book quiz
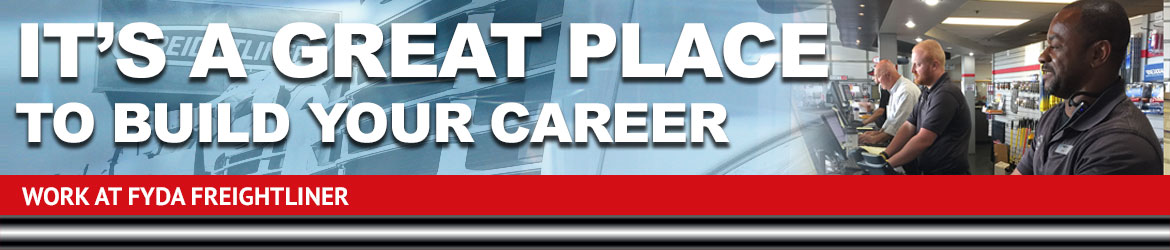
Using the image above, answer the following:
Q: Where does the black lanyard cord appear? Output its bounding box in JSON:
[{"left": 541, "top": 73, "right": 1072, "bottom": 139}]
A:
[{"left": 1055, "top": 91, "right": 1101, "bottom": 133}]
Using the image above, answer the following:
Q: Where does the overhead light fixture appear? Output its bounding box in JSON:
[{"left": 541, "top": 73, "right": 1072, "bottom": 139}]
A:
[
  {"left": 923, "top": 0, "right": 940, "bottom": 6},
  {"left": 906, "top": 20, "right": 916, "bottom": 28},
  {"left": 969, "top": 52, "right": 975, "bottom": 56},
  {"left": 858, "top": 26, "right": 863, "bottom": 30},
  {"left": 860, "top": 4, "right": 865, "bottom": 8},
  {"left": 859, "top": 12, "right": 865, "bottom": 16},
  {"left": 942, "top": 17, "right": 1029, "bottom": 26},
  {"left": 947, "top": 47, "right": 953, "bottom": 50},
  {"left": 982, "top": 0, "right": 1075, "bottom": 3},
  {"left": 915, "top": 37, "right": 923, "bottom": 42}
]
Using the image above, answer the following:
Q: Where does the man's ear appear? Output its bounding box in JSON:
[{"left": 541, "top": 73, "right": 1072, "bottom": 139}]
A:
[{"left": 1088, "top": 40, "right": 1111, "bottom": 68}]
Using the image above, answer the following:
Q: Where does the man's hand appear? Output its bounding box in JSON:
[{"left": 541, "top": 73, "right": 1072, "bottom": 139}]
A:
[
  {"left": 861, "top": 108, "right": 885, "bottom": 126},
  {"left": 859, "top": 133, "right": 875, "bottom": 144},
  {"left": 859, "top": 131, "right": 887, "bottom": 145}
]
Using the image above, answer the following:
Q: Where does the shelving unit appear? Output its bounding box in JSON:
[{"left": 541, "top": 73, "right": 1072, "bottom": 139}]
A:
[{"left": 988, "top": 42, "right": 1047, "bottom": 167}]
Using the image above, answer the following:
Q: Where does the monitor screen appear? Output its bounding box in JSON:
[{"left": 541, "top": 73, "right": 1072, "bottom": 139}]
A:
[
  {"left": 835, "top": 83, "right": 852, "bottom": 108},
  {"left": 823, "top": 113, "right": 847, "bottom": 148}
]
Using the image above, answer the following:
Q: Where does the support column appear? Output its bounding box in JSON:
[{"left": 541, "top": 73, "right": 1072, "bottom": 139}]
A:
[
  {"left": 961, "top": 55, "right": 977, "bottom": 155},
  {"left": 878, "top": 33, "right": 898, "bottom": 62}
]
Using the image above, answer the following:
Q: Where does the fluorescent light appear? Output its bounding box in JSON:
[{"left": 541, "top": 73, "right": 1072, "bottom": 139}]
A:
[
  {"left": 982, "top": 0, "right": 1075, "bottom": 3},
  {"left": 923, "top": 0, "right": 939, "bottom": 6},
  {"left": 906, "top": 20, "right": 916, "bottom": 28},
  {"left": 969, "top": 52, "right": 975, "bottom": 56},
  {"left": 915, "top": 37, "right": 923, "bottom": 42},
  {"left": 942, "top": 17, "right": 1029, "bottom": 26}
]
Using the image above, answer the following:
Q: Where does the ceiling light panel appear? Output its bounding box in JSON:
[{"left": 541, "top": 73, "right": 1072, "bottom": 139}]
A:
[
  {"left": 942, "top": 17, "right": 1029, "bottom": 26},
  {"left": 981, "top": 0, "right": 1076, "bottom": 3}
]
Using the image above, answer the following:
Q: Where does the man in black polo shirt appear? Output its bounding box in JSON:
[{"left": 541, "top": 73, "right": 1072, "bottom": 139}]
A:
[
  {"left": 880, "top": 40, "right": 971, "bottom": 175},
  {"left": 1014, "top": 0, "right": 1161, "bottom": 175},
  {"left": 860, "top": 89, "right": 890, "bottom": 129}
]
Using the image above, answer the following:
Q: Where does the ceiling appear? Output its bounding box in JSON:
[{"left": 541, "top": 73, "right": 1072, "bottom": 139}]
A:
[
  {"left": 830, "top": 0, "right": 891, "bottom": 49},
  {"left": 834, "top": 0, "right": 1163, "bottom": 62},
  {"left": 939, "top": 0, "right": 1162, "bottom": 54}
]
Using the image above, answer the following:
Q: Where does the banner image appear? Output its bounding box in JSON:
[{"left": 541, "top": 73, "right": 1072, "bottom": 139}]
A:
[{"left": 0, "top": 0, "right": 1168, "bottom": 248}]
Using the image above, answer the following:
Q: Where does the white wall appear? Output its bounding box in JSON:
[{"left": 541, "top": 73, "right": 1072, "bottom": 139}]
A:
[{"left": 976, "top": 61, "right": 993, "bottom": 82}]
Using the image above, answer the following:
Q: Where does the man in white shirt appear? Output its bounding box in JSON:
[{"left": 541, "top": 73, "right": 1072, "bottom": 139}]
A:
[{"left": 860, "top": 60, "right": 921, "bottom": 145}]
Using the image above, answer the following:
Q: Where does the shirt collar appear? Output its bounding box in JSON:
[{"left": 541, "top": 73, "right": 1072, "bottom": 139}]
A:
[
  {"left": 1067, "top": 78, "right": 1127, "bottom": 131},
  {"left": 890, "top": 77, "right": 907, "bottom": 93},
  {"left": 921, "top": 72, "right": 950, "bottom": 95}
]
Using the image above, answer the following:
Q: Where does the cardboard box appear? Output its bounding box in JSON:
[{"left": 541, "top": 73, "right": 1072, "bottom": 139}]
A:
[
  {"left": 994, "top": 144, "right": 1010, "bottom": 164},
  {"left": 994, "top": 162, "right": 1011, "bottom": 175}
]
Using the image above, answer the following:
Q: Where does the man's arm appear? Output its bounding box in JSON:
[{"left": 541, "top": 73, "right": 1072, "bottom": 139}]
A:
[
  {"left": 886, "top": 128, "right": 938, "bottom": 166},
  {"left": 861, "top": 132, "right": 893, "bottom": 145},
  {"left": 860, "top": 131, "right": 893, "bottom": 145},
  {"left": 1012, "top": 141, "right": 1035, "bottom": 175},
  {"left": 883, "top": 121, "right": 915, "bottom": 155},
  {"left": 861, "top": 108, "right": 885, "bottom": 126},
  {"left": 886, "top": 91, "right": 958, "bottom": 166},
  {"left": 1074, "top": 132, "right": 1162, "bottom": 175}
]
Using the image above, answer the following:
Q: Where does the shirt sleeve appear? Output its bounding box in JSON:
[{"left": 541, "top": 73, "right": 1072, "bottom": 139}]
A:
[
  {"left": 918, "top": 92, "right": 958, "bottom": 135},
  {"left": 1016, "top": 140, "right": 1035, "bottom": 175},
  {"left": 907, "top": 99, "right": 921, "bottom": 127},
  {"left": 1074, "top": 132, "right": 1163, "bottom": 175},
  {"left": 882, "top": 87, "right": 919, "bottom": 136}
]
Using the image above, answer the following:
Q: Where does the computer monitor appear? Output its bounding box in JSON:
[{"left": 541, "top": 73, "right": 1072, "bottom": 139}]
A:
[
  {"left": 834, "top": 82, "right": 858, "bottom": 115},
  {"left": 823, "top": 113, "right": 848, "bottom": 150},
  {"left": 833, "top": 82, "right": 852, "bottom": 108}
]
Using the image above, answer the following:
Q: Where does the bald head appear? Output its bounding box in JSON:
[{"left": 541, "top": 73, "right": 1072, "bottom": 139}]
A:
[
  {"left": 875, "top": 60, "right": 896, "bottom": 75},
  {"left": 874, "top": 60, "right": 900, "bottom": 90},
  {"left": 913, "top": 40, "right": 946, "bottom": 68},
  {"left": 1037, "top": 0, "right": 1130, "bottom": 99},
  {"left": 1062, "top": 0, "right": 1130, "bottom": 66},
  {"left": 911, "top": 39, "right": 947, "bottom": 87}
]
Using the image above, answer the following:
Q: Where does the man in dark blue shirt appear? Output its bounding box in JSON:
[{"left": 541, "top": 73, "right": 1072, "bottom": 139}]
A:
[
  {"left": 880, "top": 40, "right": 971, "bottom": 175},
  {"left": 1014, "top": 0, "right": 1161, "bottom": 175}
]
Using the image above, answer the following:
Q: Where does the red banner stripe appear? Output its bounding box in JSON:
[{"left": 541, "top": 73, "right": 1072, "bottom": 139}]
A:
[
  {"left": 1, "top": 175, "right": 1168, "bottom": 216},
  {"left": 1143, "top": 49, "right": 1164, "bottom": 58},
  {"left": 992, "top": 64, "right": 1042, "bottom": 75}
]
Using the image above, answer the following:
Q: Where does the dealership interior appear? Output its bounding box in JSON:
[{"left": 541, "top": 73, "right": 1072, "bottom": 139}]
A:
[
  {"left": 799, "top": 0, "right": 1166, "bottom": 174},
  {"left": 64, "top": 0, "right": 1167, "bottom": 176}
]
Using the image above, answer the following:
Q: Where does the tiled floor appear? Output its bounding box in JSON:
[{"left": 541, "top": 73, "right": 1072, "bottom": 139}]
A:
[{"left": 971, "top": 142, "right": 995, "bottom": 175}]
